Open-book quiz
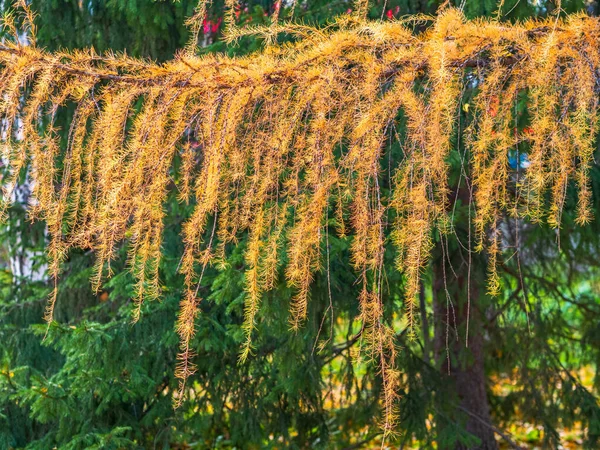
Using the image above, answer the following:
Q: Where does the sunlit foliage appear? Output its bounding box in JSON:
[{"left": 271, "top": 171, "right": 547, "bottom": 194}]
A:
[{"left": 0, "top": 0, "right": 599, "bottom": 434}]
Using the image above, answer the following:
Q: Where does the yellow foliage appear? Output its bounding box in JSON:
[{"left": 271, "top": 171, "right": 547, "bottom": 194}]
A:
[{"left": 1, "top": 3, "right": 599, "bottom": 436}]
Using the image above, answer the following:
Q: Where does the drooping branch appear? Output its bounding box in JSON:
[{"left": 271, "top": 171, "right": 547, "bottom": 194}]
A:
[{"left": 1, "top": 7, "right": 600, "bottom": 435}]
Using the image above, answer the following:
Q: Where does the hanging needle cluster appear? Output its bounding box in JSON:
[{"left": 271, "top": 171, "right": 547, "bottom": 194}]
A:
[{"left": 1, "top": 1, "right": 599, "bottom": 434}]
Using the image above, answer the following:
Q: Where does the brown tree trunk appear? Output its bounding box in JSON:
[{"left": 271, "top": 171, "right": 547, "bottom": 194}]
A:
[{"left": 433, "top": 258, "right": 498, "bottom": 450}]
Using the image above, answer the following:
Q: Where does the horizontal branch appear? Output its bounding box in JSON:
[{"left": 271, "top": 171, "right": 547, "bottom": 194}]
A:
[{"left": 0, "top": 23, "right": 560, "bottom": 91}]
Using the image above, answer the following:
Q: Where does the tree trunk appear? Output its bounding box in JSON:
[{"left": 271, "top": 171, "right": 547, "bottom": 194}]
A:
[{"left": 433, "top": 257, "right": 498, "bottom": 450}]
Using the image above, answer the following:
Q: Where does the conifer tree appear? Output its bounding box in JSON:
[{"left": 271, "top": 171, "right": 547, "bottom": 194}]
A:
[{"left": 1, "top": 1, "right": 600, "bottom": 449}]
